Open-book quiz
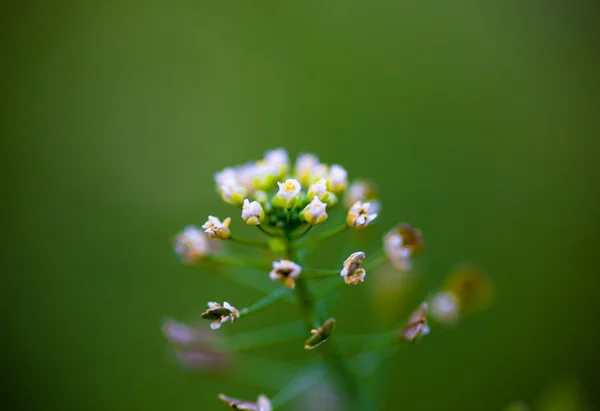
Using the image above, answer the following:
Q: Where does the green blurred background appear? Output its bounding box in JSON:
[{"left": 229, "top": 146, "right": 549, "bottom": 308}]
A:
[{"left": 4, "top": 1, "right": 599, "bottom": 410}]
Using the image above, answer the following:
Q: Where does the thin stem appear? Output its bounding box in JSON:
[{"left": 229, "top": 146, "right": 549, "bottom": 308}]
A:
[
  {"left": 295, "top": 223, "right": 348, "bottom": 248},
  {"left": 205, "top": 254, "right": 270, "bottom": 271},
  {"left": 270, "top": 365, "right": 327, "bottom": 409},
  {"left": 240, "top": 287, "right": 294, "bottom": 316},
  {"left": 292, "top": 225, "right": 313, "bottom": 240},
  {"left": 256, "top": 224, "right": 282, "bottom": 237},
  {"left": 364, "top": 252, "right": 388, "bottom": 271},
  {"left": 222, "top": 320, "right": 306, "bottom": 351},
  {"left": 228, "top": 235, "right": 269, "bottom": 249}
]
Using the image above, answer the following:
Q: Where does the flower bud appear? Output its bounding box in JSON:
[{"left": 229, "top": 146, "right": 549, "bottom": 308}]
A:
[
  {"left": 218, "top": 178, "right": 247, "bottom": 207},
  {"left": 273, "top": 179, "right": 301, "bottom": 209},
  {"left": 202, "top": 216, "right": 231, "bottom": 240},
  {"left": 384, "top": 223, "right": 424, "bottom": 271},
  {"left": 301, "top": 197, "right": 328, "bottom": 225},
  {"left": 344, "top": 180, "right": 378, "bottom": 208},
  {"left": 399, "top": 302, "right": 430, "bottom": 342},
  {"left": 174, "top": 226, "right": 211, "bottom": 262},
  {"left": 241, "top": 199, "right": 265, "bottom": 226},
  {"left": 327, "top": 164, "right": 347, "bottom": 194},
  {"left": 429, "top": 291, "right": 460, "bottom": 326}
]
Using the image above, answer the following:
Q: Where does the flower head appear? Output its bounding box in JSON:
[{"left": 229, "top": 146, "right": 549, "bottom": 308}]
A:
[
  {"left": 340, "top": 251, "right": 366, "bottom": 285},
  {"left": 347, "top": 201, "right": 378, "bottom": 229},
  {"left": 174, "top": 226, "right": 211, "bottom": 262},
  {"left": 429, "top": 291, "right": 460, "bottom": 326},
  {"left": 241, "top": 199, "right": 265, "bottom": 226},
  {"left": 202, "top": 216, "right": 232, "bottom": 239},
  {"left": 218, "top": 176, "right": 247, "bottom": 207},
  {"left": 384, "top": 223, "right": 424, "bottom": 270},
  {"left": 399, "top": 302, "right": 430, "bottom": 342},
  {"left": 269, "top": 260, "right": 302, "bottom": 288},
  {"left": 274, "top": 179, "right": 301, "bottom": 209},
  {"left": 218, "top": 394, "right": 272, "bottom": 411},
  {"left": 327, "top": 164, "right": 347, "bottom": 194},
  {"left": 302, "top": 197, "right": 328, "bottom": 225},
  {"left": 201, "top": 302, "right": 240, "bottom": 330}
]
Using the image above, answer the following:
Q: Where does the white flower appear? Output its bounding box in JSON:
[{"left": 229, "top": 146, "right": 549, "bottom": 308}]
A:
[
  {"left": 399, "top": 302, "right": 430, "bottom": 342},
  {"left": 264, "top": 148, "right": 289, "bottom": 176},
  {"left": 252, "top": 160, "right": 279, "bottom": 190},
  {"left": 294, "top": 153, "right": 328, "bottom": 186},
  {"left": 218, "top": 177, "right": 247, "bottom": 207},
  {"left": 202, "top": 216, "right": 231, "bottom": 239},
  {"left": 174, "top": 226, "right": 210, "bottom": 262},
  {"left": 384, "top": 224, "right": 424, "bottom": 271},
  {"left": 430, "top": 291, "right": 460, "bottom": 326},
  {"left": 214, "top": 168, "right": 237, "bottom": 187},
  {"left": 347, "top": 201, "right": 378, "bottom": 229},
  {"left": 253, "top": 190, "right": 268, "bottom": 204},
  {"left": 241, "top": 199, "right": 265, "bottom": 226},
  {"left": 340, "top": 251, "right": 366, "bottom": 285},
  {"left": 307, "top": 178, "right": 327, "bottom": 200},
  {"left": 269, "top": 259, "right": 302, "bottom": 288},
  {"left": 344, "top": 180, "right": 378, "bottom": 208},
  {"left": 201, "top": 302, "right": 240, "bottom": 330},
  {"left": 218, "top": 394, "right": 272, "bottom": 411},
  {"left": 273, "top": 179, "right": 302, "bottom": 209},
  {"left": 327, "top": 164, "right": 347, "bottom": 194},
  {"left": 302, "top": 197, "right": 328, "bottom": 225}
]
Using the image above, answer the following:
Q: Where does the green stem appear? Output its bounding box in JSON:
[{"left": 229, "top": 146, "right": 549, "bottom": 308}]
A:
[
  {"left": 222, "top": 320, "right": 306, "bottom": 351},
  {"left": 292, "top": 225, "right": 313, "bottom": 240},
  {"left": 270, "top": 365, "right": 327, "bottom": 409},
  {"left": 295, "top": 223, "right": 348, "bottom": 248},
  {"left": 364, "top": 252, "right": 388, "bottom": 271},
  {"left": 228, "top": 236, "right": 270, "bottom": 249},
  {"left": 256, "top": 224, "right": 282, "bottom": 237},
  {"left": 205, "top": 254, "right": 270, "bottom": 271},
  {"left": 240, "top": 287, "right": 294, "bottom": 316}
]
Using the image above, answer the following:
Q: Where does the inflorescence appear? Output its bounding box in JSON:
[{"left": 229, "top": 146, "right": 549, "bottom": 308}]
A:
[{"left": 165, "top": 149, "right": 492, "bottom": 410}]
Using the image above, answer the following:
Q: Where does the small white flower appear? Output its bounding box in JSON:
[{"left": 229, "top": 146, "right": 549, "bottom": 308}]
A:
[
  {"left": 273, "top": 179, "right": 302, "bottom": 209},
  {"left": 327, "top": 164, "right": 347, "bottom": 194},
  {"left": 174, "top": 226, "right": 211, "bottom": 262},
  {"left": 253, "top": 190, "right": 268, "bottom": 204},
  {"left": 269, "top": 259, "right": 302, "bottom": 288},
  {"left": 202, "top": 216, "right": 231, "bottom": 239},
  {"left": 252, "top": 160, "right": 279, "bottom": 190},
  {"left": 294, "top": 153, "right": 319, "bottom": 185},
  {"left": 264, "top": 148, "right": 289, "bottom": 176},
  {"left": 340, "top": 251, "right": 366, "bottom": 285},
  {"left": 241, "top": 199, "right": 265, "bottom": 226},
  {"left": 430, "top": 291, "right": 460, "bottom": 326},
  {"left": 347, "top": 201, "right": 378, "bottom": 229},
  {"left": 307, "top": 178, "right": 327, "bottom": 200},
  {"left": 234, "top": 162, "right": 258, "bottom": 192},
  {"left": 202, "top": 301, "right": 240, "bottom": 330},
  {"left": 302, "top": 197, "right": 328, "bottom": 225},
  {"left": 399, "top": 302, "right": 430, "bottom": 342},
  {"left": 384, "top": 224, "right": 424, "bottom": 271},
  {"left": 214, "top": 168, "right": 237, "bottom": 187},
  {"left": 219, "top": 178, "right": 247, "bottom": 207}
]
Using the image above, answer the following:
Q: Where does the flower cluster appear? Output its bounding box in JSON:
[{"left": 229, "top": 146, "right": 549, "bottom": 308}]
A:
[{"left": 166, "top": 148, "right": 491, "bottom": 409}]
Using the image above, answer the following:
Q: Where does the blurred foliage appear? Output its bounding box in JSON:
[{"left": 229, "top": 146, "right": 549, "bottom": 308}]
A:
[{"left": 3, "top": 1, "right": 599, "bottom": 410}]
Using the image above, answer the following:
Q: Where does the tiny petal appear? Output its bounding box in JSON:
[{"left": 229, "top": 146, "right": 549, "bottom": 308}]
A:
[
  {"left": 218, "top": 178, "right": 247, "bottom": 207},
  {"left": 384, "top": 223, "right": 424, "bottom": 271},
  {"left": 344, "top": 180, "right": 378, "bottom": 208},
  {"left": 269, "top": 260, "right": 302, "bottom": 288},
  {"left": 202, "top": 301, "right": 240, "bottom": 330},
  {"left": 399, "top": 302, "right": 430, "bottom": 342},
  {"left": 347, "top": 201, "right": 378, "bottom": 229},
  {"left": 302, "top": 197, "right": 328, "bottom": 225},
  {"left": 264, "top": 148, "right": 289, "bottom": 176},
  {"left": 242, "top": 199, "right": 265, "bottom": 226},
  {"left": 202, "top": 216, "right": 232, "bottom": 240}
]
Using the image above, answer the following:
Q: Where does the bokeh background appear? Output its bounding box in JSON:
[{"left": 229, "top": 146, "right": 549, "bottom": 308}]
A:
[{"left": 4, "top": 1, "right": 599, "bottom": 410}]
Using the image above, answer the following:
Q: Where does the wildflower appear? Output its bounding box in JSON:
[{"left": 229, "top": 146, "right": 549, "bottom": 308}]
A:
[
  {"left": 241, "top": 199, "right": 265, "bottom": 226},
  {"left": 218, "top": 394, "right": 272, "bottom": 411},
  {"left": 307, "top": 178, "right": 328, "bottom": 201},
  {"left": 273, "top": 179, "right": 301, "bottom": 209},
  {"left": 327, "top": 164, "right": 347, "bottom": 194},
  {"left": 253, "top": 190, "right": 268, "bottom": 204},
  {"left": 174, "top": 226, "right": 210, "bottom": 262},
  {"left": 340, "top": 251, "right": 366, "bottom": 285},
  {"left": 202, "top": 216, "right": 231, "bottom": 239},
  {"left": 264, "top": 148, "right": 289, "bottom": 176},
  {"left": 294, "top": 153, "right": 328, "bottom": 186},
  {"left": 304, "top": 318, "right": 336, "bottom": 350},
  {"left": 344, "top": 180, "right": 378, "bottom": 208},
  {"left": 384, "top": 223, "right": 424, "bottom": 270},
  {"left": 218, "top": 177, "right": 247, "bottom": 207},
  {"left": 301, "top": 197, "right": 328, "bottom": 225},
  {"left": 347, "top": 201, "right": 378, "bottom": 229},
  {"left": 201, "top": 302, "right": 240, "bottom": 330},
  {"left": 214, "top": 168, "right": 237, "bottom": 187},
  {"left": 399, "top": 302, "right": 430, "bottom": 342},
  {"left": 252, "top": 160, "right": 279, "bottom": 190},
  {"left": 429, "top": 291, "right": 460, "bottom": 326},
  {"left": 269, "top": 259, "right": 302, "bottom": 288}
]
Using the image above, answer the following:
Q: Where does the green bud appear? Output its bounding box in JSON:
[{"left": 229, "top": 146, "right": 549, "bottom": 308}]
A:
[{"left": 304, "top": 318, "right": 336, "bottom": 350}]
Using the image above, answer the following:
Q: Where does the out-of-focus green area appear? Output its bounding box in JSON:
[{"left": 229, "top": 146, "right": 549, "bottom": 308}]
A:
[{"left": 3, "top": 1, "right": 599, "bottom": 410}]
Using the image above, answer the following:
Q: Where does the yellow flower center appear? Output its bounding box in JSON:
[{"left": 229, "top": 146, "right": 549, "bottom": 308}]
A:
[{"left": 284, "top": 181, "right": 296, "bottom": 192}]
